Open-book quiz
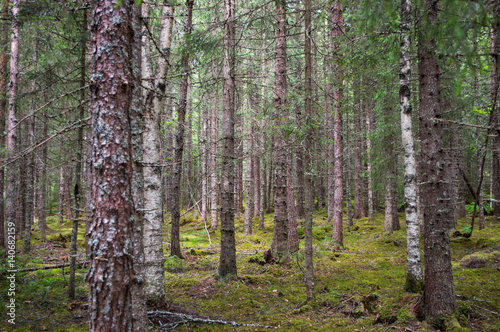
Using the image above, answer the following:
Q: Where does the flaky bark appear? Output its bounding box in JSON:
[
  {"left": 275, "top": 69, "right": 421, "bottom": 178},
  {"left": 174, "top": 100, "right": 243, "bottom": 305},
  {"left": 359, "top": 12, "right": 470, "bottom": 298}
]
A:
[
  {"left": 0, "top": 0, "right": 7, "bottom": 248},
  {"left": 218, "top": 0, "right": 237, "bottom": 280},
  {"left": 209, "top": 88, "right": 219, "bottom": 230},
  {"left": 243, "top": 122, "right": 254, "bottom": 235},
  {"left": 366, "top": 110, "right": 374, "bottom": 222},
  {"left": 87, "top": 0, "right": 145, "bottom": 329},
  {"left": 287, "top": 152, "right": 298, "bottom": 253},
  {"left": 353, "top": 91, "right": 365, "bottom": 219},
  {"left": 331, "top": 1, "right": 344, "bottom": 249},
  {"left": 6, "top": 0, "right": 20, "bottom": 249},
  {"left": 271, "top": 0, "right": 290, "bottom": 258},
  {"left": 491, "top": 1, "right": 500, "bottom": 216},
  {"left": 304, "top": 0, "right": 314, "bottom": 300},
  {"left": 418, "top": 0, "right": 455, "bottom": 321}
]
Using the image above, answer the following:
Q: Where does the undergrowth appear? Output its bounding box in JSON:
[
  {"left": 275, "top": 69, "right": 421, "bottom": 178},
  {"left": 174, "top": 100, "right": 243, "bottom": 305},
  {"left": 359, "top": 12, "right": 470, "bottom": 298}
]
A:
[{"left": 0, "top": 210, "right": 499, "bottom": 331}]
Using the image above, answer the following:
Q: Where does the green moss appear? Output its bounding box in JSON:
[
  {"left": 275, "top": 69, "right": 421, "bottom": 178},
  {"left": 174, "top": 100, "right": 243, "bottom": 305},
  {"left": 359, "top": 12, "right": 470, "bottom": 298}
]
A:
[
  {"left": 248, "top": 252, "right": 266, "bottom": 265},
  {"left": 396, "top": 304, "right": 416, "bottom": 323},
  {"left": 404, "top": 274, "right": 424, "bottom": 293},
  {"left": 459, "top": 250, "right": 499, "bottom": 268}
]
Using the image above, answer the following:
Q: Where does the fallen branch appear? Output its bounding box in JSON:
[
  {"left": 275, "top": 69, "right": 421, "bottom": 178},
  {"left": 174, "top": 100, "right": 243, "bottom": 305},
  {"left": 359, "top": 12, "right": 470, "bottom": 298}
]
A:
[
  {"left": 473, "top": 305, "right": 500, "bottom": 317},
  {"left": 147, "top": 311, "right": 277, "bottom": 329},
  {"left": 15, "top": 261, "right": 89, "bottom": 272}
]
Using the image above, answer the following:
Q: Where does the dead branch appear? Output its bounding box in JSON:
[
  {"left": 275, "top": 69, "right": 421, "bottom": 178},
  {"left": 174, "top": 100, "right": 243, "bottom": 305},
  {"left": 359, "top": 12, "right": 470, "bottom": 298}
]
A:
[
  {"left": 16, "top": 261, "right": 89, "bottom": 272},
  {"left": 147, "top": 311, "right": 277, "bottom": 329}
]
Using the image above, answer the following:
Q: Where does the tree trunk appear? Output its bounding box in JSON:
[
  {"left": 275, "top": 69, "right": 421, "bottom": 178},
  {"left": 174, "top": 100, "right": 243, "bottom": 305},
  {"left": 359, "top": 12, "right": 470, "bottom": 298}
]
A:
[
  {"left": 418, "top": 0, "right": 456, "bottom": 322},
  {"left": 353, "top": 90, "right": 365, "bottom": 219},
  {"left": 331, "top": 1, "right": 344, "bottom": 249},
  {"left": 366, "top": 108, "right": 374, "bottom": 222},
  {"left": 271, "top": 0, "right": 289, "bottom": 258},
  {"left": 210, "top": 88, "right": 219, "bottom": 230},
  {"left": 0, "top": 0, "right": 8, "bottom": 249},
  {"left": 491, "top": 2, "right": 500, "bottom": 217},
  {"left": 24, "top": 36, "right": 38, "bottom": 253},
  {"left": 142, "top": 2, "right": 174, "bottom": 301},
  {"left": 23, "top": 112, "right": 35, "bottom": 253},
  {"left": 130, "top": 4, "right": 148, "bottom": 327},
  {"left": 69, "top": 8, "right": 87, "bottom": 300},
  {"left": 304, "top": 0, "right": 314, "bottom": 300},
  {"left": 345, "top": 106, "right": 353, "bottom": 228},
  {"left": 201, "top": 96, "right": 209, "bottom": 225},
  {"left": 87, "top": 0, "right": 146, "bottom": 329},
  {"left": 244, "top": 122, "right": 253, "bottom": 235},
  {"left": 400, "top": 0, "right": 423, "bottom": 294},
  {"left": 287, "top": 152, "right": 298, "bottom": 253},
  {"left": 37, "top": 108, "right": 48, "bottom": 241},
  {"left": 58, "top": 165, "right": 65, "bottom": 223},
  {"left": 64, "top": 164, "right": 73, "bottom": 220},
  {"left": 218, "top": 0, "right": 237, "bottom": 281},
  {"left": 6, "top": 0, "right": 20, "bottom": 250},
  {"left": 171, "top": 0, "right": 194, "bottom": 258}
]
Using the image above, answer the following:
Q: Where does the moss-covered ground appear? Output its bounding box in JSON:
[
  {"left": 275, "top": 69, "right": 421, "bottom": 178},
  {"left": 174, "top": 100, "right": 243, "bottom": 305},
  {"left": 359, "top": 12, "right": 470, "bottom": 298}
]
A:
[{"left": 1, "top": 210, "right": 499, "bottom": 331}]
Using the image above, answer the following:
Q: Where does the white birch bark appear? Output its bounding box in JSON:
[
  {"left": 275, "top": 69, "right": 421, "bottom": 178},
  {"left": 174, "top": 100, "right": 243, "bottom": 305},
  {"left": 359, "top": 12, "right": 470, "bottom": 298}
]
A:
[
  {"left": 141, "top": 3, "right": 174, "bottom": 302},
  {"left": 399, "top": 0, "right": 423, "bottom": 292}
]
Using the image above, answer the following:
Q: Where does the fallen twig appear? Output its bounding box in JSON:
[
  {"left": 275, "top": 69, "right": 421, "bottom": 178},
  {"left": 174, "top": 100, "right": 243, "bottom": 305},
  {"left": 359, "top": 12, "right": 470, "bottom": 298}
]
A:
[
  {"left": 15, "top": 261, "right": 89, "bottom": 272},
  {"left": 148, "top": 311, "right": 277, "bottom": 329},
  {"left": 473, "top": 305, "right": 500, "bottom": 317}
]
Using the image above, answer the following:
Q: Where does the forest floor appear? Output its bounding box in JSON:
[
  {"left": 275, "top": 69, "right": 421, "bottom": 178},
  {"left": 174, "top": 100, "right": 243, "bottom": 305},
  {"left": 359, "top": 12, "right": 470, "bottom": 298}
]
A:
[{"left": 0, "top": 208, "right": 499, "bottom": 331}]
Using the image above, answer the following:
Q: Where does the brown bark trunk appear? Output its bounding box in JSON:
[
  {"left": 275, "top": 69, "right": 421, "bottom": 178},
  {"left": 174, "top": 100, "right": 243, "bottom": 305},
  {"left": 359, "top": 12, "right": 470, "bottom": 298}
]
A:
[
  {"left": 353, "top": 91, "right": 365, "bottom": 219},
  {"left": 491, "top": 3, "right": 500, "bottom": 217},
  {"left": 171, "top": 0, "right": 194, "bottom": 258},
  {"left": 271, "top": 0, "right": 289, "bottom": 258},
  {"left": 0, "top": 0, "right": 7, "bottom": 248},
  {"left": 87, "top": 0, "right": 145, "bottom": 329},
  {"left": 58, "top": 165, "right": 64, "bottom": 223},
  {"left": 64, "top": 164, "right": 73, "bottom": 220},
  {"left": 304, "top": 0, "right": 314, "bottom": 300},
  {"left": 244, "top": 122, "right": 253, "bottom": 235},
  {"left": 331, "top": 1, "right": 344, "bottom": 249},
  {"left": 287, "top": 152, "right": 298, "bottom": 253},
  {"left": 218, "top": 0, "right": 237, "bottom": 280},
  {"left": 419, "top": 0, "right": 455, "bottom": 322}
]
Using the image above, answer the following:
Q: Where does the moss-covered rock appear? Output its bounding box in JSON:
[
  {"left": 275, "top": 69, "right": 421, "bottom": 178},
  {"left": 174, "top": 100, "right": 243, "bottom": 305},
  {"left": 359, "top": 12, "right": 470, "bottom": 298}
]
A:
[{"left": 459, "top": 250, "right": 499, "bottom": 268}]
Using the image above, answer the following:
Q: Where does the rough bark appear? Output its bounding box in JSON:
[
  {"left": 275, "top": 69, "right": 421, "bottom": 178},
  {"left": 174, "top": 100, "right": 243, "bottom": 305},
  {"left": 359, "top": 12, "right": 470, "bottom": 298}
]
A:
[
  {"left": 304, "top": 0, "right": 314, "bottom": 300},
  {"left": 418, "top": 0, "right": 455, "bottom": 322},
  {"left": 287, "top": 152, "right": 298, "bottom": 253},
  {"left": 23, "top": 108, "right": 35, "bottom": 253},
  {"left": 130, "top": 3, "right": 148, "bottom": 327},
  {"left": 331, "top": 1, "right": 344, "bottom": 249},
  {"left": 171, "top": 0, "right": 194, "bottom": 259},
  {"left": 243, "top": 122, "right": 253, "bottom": 235},
  {"left": 142, "top": 2, "right": 174, "bottom": 301},
  {"left": 218, "top": 0, "right": 237, "bottom": 281},
  {"left": 0, "top": 0, "right": 8, "bottom": 248},
  {"left": 209, "top": 88, "right": 219, "bottom": 230},
  {"left": 271, "top": 0, "right": 289, "bottom": 258},
  {"left": 345, "top": 108, "right": 353, "bottom": 228},
  {"left": 69, "top": 8, "right": 87, "bottom": 300},
  {"left": 201, "top": 96, "right": 209, "bottom": 225},
  {"left": 366, "top": 109, "right": 374, "bottom": 222},
  {"left": 58, "top": 165, "right": 65, "bottom": 223},
  {"left": 64, "top": 164, "right": 73, "bottom": 220},
  {"left": 37, "top": 108, "right": 48, "bottom": 241},
  {"left": 491, "top": 2, "right": 500, "bottom": 216},
  {"left": 87, "top": 1, "right": 145, "bottom": 330},
  {"left": 5, "top": 0, "right": 20, "bottom": 251},
  {"left": 353, "top": 91, "right": 365, "bottom": 219}
]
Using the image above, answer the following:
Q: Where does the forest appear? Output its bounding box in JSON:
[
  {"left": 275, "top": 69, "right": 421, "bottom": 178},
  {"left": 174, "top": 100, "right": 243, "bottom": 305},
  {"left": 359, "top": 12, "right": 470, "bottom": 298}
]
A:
[{"left": 0, "top": 0, "right": 499, "bottom": 331}]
